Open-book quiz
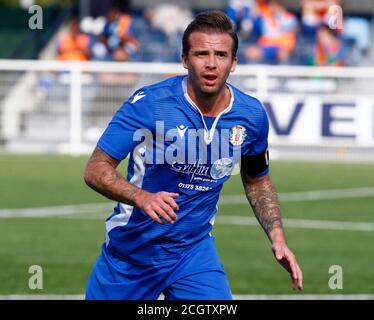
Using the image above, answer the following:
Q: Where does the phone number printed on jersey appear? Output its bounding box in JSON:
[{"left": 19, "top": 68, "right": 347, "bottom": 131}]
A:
[{"left": 178, "top": 182, "right": 211, "bottom": 192}]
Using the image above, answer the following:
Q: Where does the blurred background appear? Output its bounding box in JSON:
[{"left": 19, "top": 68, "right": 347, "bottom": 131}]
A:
[{"left": 0, "top": 0, "right": 373, "bottom": 299}]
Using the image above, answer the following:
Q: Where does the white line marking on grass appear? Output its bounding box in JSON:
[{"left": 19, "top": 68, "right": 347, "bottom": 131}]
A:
[
  {"left": 218, "top": 216, "right": 374, "bottom": 232},
  {"left": 0, "top": 294, "right": 373, "bottom": 300},
  {"left": 0, "top": 187, "right": 374, "bottom": 232},
  {"left": 219, "top": 187, "right": 374, "bottom": 205},
  {"left": 1, "top": 204, "right": 373, "bottom": 232},
  {"left": 0, "top": 203, "right": 113, "bottom": 218},
  {"left": 1, "top": 187, "right": 374, "bottom": 219},
  {"left": 279, "top": 187, "right": 374, "bottom": 201}
]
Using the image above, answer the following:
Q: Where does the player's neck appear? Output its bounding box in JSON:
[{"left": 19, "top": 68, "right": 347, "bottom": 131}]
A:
[{"left": 187, "top": 84, "right": 231, "bottom": 117}]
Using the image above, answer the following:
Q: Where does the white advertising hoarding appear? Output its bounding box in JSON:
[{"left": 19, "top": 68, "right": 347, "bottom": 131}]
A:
[{"left": 264, "top": 95, "right": 374, "bottom": 147}]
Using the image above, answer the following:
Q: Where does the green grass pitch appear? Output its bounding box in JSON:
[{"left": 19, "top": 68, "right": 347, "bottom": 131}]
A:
[{"left": 0, "top": 154, "right": 373, "bottom": 295}]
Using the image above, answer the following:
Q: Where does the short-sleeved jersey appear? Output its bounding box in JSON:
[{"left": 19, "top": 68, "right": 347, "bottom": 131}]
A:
[{"left": 98, "top": 75, "right": 269, "bottom": 265}]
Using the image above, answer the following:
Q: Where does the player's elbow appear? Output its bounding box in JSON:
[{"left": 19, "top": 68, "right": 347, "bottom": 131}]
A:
[{"left": 83, "top": 165, "right": 96, "bottom": 189}]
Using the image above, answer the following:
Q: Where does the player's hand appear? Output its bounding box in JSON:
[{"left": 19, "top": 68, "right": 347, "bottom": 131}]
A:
[
  {"left": 272, "top": 242, "right": 303, "bottom": 291},
  {"left": 135, "top": 190, "right": 179, "bottom": 224}
]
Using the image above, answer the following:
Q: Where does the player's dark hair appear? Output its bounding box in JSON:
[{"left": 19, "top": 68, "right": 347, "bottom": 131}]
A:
[{"left": 182, "top": 11, "right": 238, "bottom": 59}]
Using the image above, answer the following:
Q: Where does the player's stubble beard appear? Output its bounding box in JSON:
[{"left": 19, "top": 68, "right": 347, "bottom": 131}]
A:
[{"left": 189, "top": 72, "right": 228, "bottom": 102}]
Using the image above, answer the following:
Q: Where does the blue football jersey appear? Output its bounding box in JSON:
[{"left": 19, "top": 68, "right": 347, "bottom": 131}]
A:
[{"left": 97, "top": 75, "right": 269, "bottom": 265}]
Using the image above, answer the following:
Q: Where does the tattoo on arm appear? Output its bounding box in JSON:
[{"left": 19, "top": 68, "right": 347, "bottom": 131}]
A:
[
  {"left": 84, "top": 147, "right": 141, "bottom": 206},
  {"left": 241, "top": 172, "right": 283, "bottom": 237}
]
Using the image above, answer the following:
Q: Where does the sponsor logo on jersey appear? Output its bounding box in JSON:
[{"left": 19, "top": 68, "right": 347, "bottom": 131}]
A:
[
  {"left": 171, "top": 158, "right": 234, "bottom": 181},
  {"left": 171, "top": 160, "right": 211, "bottom": 181},
  {"left": 131, "top": 92, "right": 146, "bottom": 104},
  {"left": 176, "top": 124, "right": 188, "bottom": 138},
  {"left": 210, "top": 158, "right": 234, "bottom": 180}
]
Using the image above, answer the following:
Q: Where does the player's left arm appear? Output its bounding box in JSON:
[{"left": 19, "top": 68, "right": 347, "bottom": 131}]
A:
[
  {"left": 240, "top": 171, "right": 303, "bottom": 291},
  {"left": 241, "top": 170, "right": 303, "bottom": 290},
  {"left": 240, "top": 100, "right": 302, "bottom": 290}
]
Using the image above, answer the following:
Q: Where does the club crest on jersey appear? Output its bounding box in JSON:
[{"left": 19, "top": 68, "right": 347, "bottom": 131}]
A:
[{"left": 229, "top": 125, "right": 247, "bottom": 146}]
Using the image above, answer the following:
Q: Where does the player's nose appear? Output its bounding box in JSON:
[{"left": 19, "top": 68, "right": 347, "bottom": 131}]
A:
[{"left": 206, "top": 54, "right": 217, "bottom": 69}]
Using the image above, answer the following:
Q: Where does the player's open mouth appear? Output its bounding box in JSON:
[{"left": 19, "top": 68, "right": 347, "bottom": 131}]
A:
[{"left": 202, "top": 74, "right": 218, "bottom": 85}]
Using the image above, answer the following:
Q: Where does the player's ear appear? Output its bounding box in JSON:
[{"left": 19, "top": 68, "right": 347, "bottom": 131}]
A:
[
  {"left": 182, "top": 54, "right": 188, "bottom": 69},
  {"left": 230, "top": 56, "right": 238, "bottom": 72}
]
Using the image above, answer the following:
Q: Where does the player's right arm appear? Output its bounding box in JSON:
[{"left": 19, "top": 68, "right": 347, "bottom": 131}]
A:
[
  {"left": 84, "top": 146, "right": 179, "bottom": 224},
  {"left": 83, "top": 88, "right": 179, "bottom": 224}
]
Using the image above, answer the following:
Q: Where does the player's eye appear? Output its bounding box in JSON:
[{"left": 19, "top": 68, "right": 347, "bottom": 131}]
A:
[{"left": 216, "top": 52, "right": 227, "bottom": 57}]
